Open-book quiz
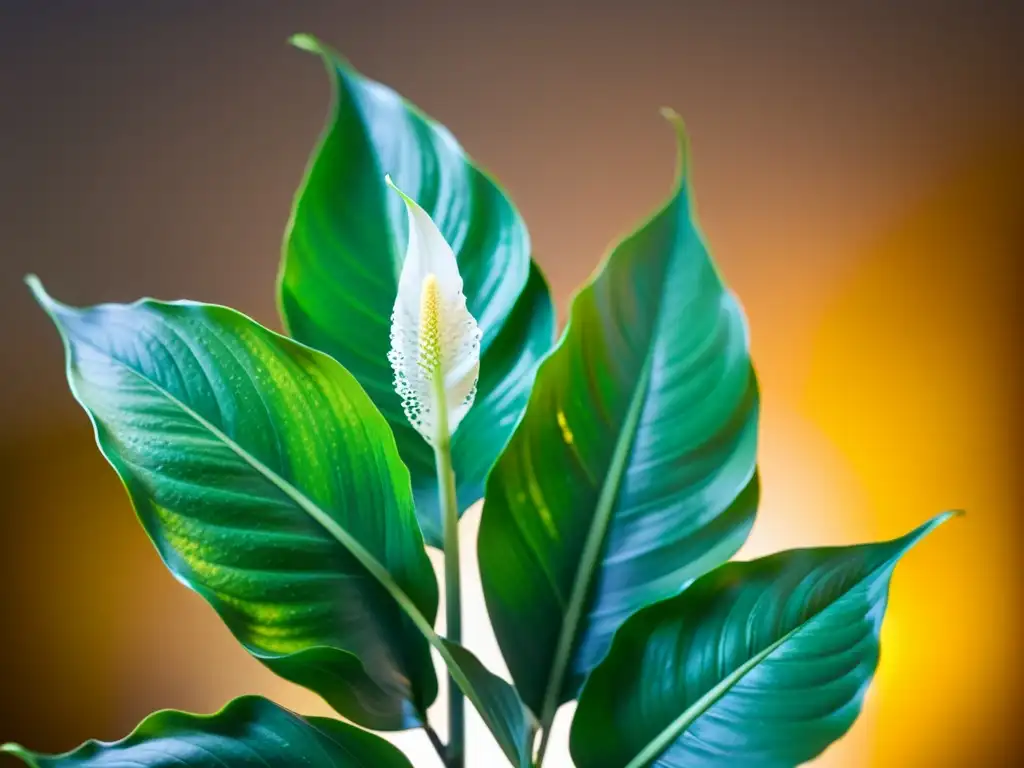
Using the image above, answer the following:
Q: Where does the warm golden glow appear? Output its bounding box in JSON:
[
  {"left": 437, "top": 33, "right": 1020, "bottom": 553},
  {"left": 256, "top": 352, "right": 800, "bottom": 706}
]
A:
[{"left": 1, "top": 6, "right": 1018, "bottom": 765}]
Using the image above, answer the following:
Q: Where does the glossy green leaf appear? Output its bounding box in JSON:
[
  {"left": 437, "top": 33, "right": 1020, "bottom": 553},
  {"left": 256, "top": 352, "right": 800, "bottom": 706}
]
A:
[
  {"left": 30, "top": 279, "right": 536, "bottom": 766},
  {"left": 443, "top": 640, "right": 538, "bottom": 768},
  {"left": 479, "top": 113, "right": 760, "bottom": 729},
  {"left": 1, "top": 696, "right": 412, "bottom": 767},
  {"left": 279, "top": 34, "right": 554, "bottom": 544},
  {"left": 570, "top": 511, "right": 960, "bottom": 768},
  {"left": 30, "top": 278, "right": 437, "bottom": 730}
]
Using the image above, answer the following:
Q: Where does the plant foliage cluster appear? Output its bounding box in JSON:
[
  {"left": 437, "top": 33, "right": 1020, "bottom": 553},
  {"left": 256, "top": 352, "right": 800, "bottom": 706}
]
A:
[{"left": 2, "top": 36, "right": 955, "bottom": 768}]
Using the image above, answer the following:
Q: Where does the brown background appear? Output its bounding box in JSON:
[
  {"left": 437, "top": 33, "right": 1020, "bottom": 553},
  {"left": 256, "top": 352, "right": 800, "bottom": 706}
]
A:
[{"left": 1, "top": 1, "right": 1021, "bottom": 765}]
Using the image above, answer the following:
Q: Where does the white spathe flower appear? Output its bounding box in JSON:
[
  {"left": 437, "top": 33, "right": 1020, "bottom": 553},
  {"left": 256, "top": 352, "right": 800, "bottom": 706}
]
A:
[{"left": 386, "top": 176, "right": 482, "bottom": 446}]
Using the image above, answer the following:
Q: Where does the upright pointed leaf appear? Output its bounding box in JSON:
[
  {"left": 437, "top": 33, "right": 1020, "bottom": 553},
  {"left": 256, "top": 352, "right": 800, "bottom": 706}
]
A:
[
  {"left": 2, "top": 696, "right": 412, "bottom": 767},
  {"left": 30, "top": 279, "right": 438, "bottom": 731},
  {"left": 31, "top": 279, "right": 537, "bottom": 767},
  {"left": 280, "top": 35, "right": 554, "bottom": 543},
  {"left": 479, "top": 114, "right": 760, "bottom": 725},
  {"left": 570, "top": 512, "right": 959, "bottom": 768}
]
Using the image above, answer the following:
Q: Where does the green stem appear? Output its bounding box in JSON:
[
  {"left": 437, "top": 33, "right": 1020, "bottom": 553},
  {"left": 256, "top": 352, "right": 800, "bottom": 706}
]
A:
[
  {"left": 424, "top": 722, "right": 448, "bottom": 768},
  {"left": 433, "top": 378, "right": 463, "bottom": 768},
  {"left": 536, "top": 725, "right": 554, "bottom": 767}
]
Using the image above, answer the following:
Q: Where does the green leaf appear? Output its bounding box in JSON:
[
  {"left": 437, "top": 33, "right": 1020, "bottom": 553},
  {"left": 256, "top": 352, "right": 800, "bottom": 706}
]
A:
[
  {"left": 570, "top": 511, "right": 960, "bottom": 768},
  {"left": 279, "top": 34, "right": 554, "bottom": 544},
  {"left": 479, "top": 112, "right": 760, "bottom": 728},
  {"left": 443, "top": 640, "right": 538, "bottom": 768},
  {"left": 29, "top": 278, "right": 438, "bottom": 730},
  {"left": 1, "top": 696, "right": 412, "bottom": 767},
  {"left": 29, "top": 279, "right": 536, "bottom": 766}
]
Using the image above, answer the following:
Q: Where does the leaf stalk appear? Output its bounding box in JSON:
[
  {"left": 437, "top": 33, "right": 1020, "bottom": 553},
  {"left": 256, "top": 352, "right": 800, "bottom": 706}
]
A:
[{"left": 433, "top": 372, "right": 464, "bottom": 768}]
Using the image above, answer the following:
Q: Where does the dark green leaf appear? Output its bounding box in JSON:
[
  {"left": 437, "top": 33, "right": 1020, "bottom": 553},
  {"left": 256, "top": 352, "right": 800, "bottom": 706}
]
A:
[
  {"left": 570, "top": 511, "right": 959, "bottom": 768},
  {"left": 279, "top": 35, "right": 554, "bottom": 543},
  {"left": 30, "top": 279, "right": 536, "bottom": 766},
  {"left": 29, "top": 279, "right": 438, "bottom": 730},
  {"left": 442, "top": 640, "right": 538, "bottom": 768},
  {"left": 479, "top": 113, "right": 760, "bottom": 728},
  {"left": 1, "top": 696, "right": 412, "bottom": 767}
]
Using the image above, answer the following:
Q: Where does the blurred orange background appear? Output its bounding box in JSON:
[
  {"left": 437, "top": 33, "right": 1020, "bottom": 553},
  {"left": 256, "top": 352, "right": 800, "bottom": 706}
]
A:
[{"left": 1, "top": 2, "right": 1020, "bottom": 766}]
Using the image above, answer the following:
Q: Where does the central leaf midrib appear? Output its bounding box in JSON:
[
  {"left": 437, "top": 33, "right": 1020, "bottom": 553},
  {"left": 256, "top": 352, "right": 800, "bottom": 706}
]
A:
[
  {"left": 537, "top": 201, "right": 682, "bottom": 733},
  {"left": 93, "top": 342, "right": 428, "bottom": 626}
]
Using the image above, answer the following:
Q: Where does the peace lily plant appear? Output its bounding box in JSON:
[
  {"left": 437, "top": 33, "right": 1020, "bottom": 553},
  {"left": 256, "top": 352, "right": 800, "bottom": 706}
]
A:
[{"left": 3, "top": 34, "right": 957, "bottom": 768}]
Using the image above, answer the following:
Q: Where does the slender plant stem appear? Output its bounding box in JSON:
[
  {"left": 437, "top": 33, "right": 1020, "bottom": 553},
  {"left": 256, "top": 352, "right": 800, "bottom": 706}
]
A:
[
  {"left": 433, "top": 375, "right": 463, "bottom": 768},
  {"left": 424, "top": 722, "right": 448, "bottom": 767},
  {"left": 536, "top": 724, "right": 554, "bottom": 767}
]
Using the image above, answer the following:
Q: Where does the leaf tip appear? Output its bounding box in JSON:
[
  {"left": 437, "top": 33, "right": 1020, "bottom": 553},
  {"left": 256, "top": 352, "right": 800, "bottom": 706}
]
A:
[
  {"left": 1, "top": 743, "right": 38, "bottom": 767},
  {"left": 928, "top": 508, "right": 965, "bottom": 529},
  {"left": 288, "top": 33, "right": 353, "bottom": 73},
  {"left": 659, "top": 107, "right": 691, "bottom": 181},
  {"left": 659, "top": 106, "right": 683, "bottom": 127},
  {"left": 25, "top": 274, "right": 55, "bottom": 311},
  {"left": 900, "top": 509, "right": 963, "bottom": 552},
  {"left": 25, "top": 275, "right": 78, "bottom": 331},
  {"left": 288, "top": 33, "right": 322, "bottom": 54}
]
